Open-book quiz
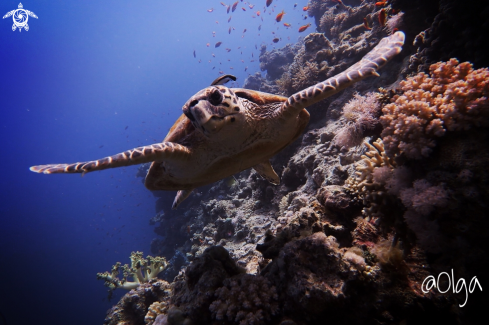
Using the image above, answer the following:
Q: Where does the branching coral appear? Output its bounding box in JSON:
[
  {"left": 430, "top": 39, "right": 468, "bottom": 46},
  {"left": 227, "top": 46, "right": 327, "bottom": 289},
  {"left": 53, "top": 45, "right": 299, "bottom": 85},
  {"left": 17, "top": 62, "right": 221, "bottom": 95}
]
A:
[
  {"left": 345, "top": 138, "right": 396, "bottom": 218},
  {"left": 381, "top": 59, "right": 489, "bottom": 159},
  {"left": 209, "top": 274, "right": 279, "bottom": 325},
  {"left": 291, "top": 61, "right": 319, "bottom": 90},
  {"left": 97, "top": 251, "right": 168, "bottom": 299},
  {"left": 333, "top": 92, "right": 381, "bottom": 148}
]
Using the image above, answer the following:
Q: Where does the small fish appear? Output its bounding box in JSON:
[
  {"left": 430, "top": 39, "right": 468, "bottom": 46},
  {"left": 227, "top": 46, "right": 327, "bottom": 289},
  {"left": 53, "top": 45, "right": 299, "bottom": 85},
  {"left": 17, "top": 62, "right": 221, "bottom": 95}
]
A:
[
  {"left": 272, "top": 37, "right": 280, "bottom": 43},
  {"left": 298, "top": 23, "right": 311, "bottom": 32},
  {"left": 216, "top": 20, "right": 219, "bottom": 24},
  {"left": 124, "top": 126, "right": 128, "bottom": 130},
  {"left": 256, "top": 10, "right": 261, "bottom": 16},
  {"left": 232, "top": 1, "right": 238, "bottom": 12},
  {"left": 276, "top": 10, "right": 285, "bottom": 22},
  {"left": 215, "top": 41, "right": 222, "bottom": 47},
  {"left": 266, "top": 0, "right": 273, "bottom": 7},
  {"left": 212, "top": 53, "right": 216, "bottom": 57},
  {"left": 227, "top": 5, "right": 230, "bottom": 14},
  {"left": 294, "top": 4, "right": 298, "bottom": 8},
  {"left": 303, "top": 6, "right": 309, "bottom": 11},
  {"left": 363, "top": 17, "right": 372, "bottom": 30},
  {"left": 225, "top": 48, "right": 231, "bottom": 52},
  {"left": 241, "top": 59, "right": 245, "bottom": 63},
  {"left": 198, "top": 59, "right": 201, "bottom": 63},
  {"left": 207, "top": 8, "right": 214, "bottom": 12},
  {"left": 249, "top": 4, "right": 255, "bottom": 9},
  {"left": 243, "top": 28, "right": 247, "bottom": 33},
  {"left": 206, "top": 43, "right": 210, "bottom": 47},
  {"left": 283, "top": 22, "right": 291, "bottom": 27},
  {"left": 258, "top": 24, "right": 262, "bottom": 30},
  {"left": 193, "top": 50, "right": 196, "bottom": 58},
  {"left": 99, "top": 145, "right": 104, "bottom": 148},
  {"left": 241, "top": 7, "right": 246, "bottom": 11},
  {"left": 244, "top": 66, "right": 248, "bottom": 71},
  {"left": 229, "top": 26, "right": 232, "bottom": 34},
  {"left": 375, "top": 1, "right": 387, "bottom": 6},
  {"left": 379, "top": 8, "right": 387, "bottom": 26},
  {"left": 228, "top": 16, "right": 232, "bottom": 22},
  {"left": 220, "top": 2, "right": 226, "bottom": 6}
]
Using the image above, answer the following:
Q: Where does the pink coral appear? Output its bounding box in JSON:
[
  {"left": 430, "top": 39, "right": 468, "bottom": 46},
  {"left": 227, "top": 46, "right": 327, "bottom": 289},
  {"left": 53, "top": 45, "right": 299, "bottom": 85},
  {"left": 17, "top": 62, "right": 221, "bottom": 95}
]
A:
[
  {"left": 334, "top": 92, "right": 381, "bottom": 147},
  {"left": 380, "top": 59, "right": 489, "bottom": 159}
]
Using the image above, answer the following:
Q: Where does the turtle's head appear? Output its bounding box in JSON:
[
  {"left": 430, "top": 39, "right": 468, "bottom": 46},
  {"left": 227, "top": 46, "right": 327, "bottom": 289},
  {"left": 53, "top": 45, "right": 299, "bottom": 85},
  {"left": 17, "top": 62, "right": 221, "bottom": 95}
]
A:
[{"left": 182, "top": 85, "right": 243, "bottom": 136}]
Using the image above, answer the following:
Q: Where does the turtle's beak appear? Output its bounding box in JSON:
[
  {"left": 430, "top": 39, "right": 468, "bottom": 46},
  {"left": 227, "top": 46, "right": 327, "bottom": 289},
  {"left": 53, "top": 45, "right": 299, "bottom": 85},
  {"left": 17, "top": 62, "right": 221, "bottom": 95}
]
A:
[{"left": 182, "top": 87, "right": 230, "bottom": 136}]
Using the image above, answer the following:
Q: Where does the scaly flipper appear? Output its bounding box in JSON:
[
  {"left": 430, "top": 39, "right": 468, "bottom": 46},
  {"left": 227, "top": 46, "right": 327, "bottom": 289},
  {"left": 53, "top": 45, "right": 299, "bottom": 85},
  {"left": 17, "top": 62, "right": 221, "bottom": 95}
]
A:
[
  {"left": 278, "top": 31, "right": 405, "bottom": 118},
  {"left": 172, "top": 189, "right": 194, "bottom": 209},
  {"left": 29, "top": 142, "right": 191, "bottom": 175},
  {"left": 253, "top": 160, "right": 280, "bottom": 185}
]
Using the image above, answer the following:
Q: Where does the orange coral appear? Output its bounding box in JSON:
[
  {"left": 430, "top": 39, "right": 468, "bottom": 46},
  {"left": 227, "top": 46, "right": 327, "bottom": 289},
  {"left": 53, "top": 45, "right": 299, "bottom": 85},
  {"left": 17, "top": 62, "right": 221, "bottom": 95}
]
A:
[{"left": 380, "top": 59, "right": 489, "bottom": 159}]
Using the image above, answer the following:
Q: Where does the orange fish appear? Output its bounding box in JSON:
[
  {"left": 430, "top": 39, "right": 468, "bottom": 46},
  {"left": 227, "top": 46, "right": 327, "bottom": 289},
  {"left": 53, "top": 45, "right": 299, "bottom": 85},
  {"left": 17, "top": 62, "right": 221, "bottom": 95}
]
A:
[
  {"left": 249, "top": 4, "right": 255, "bottom": 9},
  {"left": 276, "top": 10, "right": 285, "bottom": 22},
  {"left": 266, "top": 0, "right": 273, "bottom": 7},
  {"left": 375, "top": 1, "right": 387, "bottom": 6},
  {"left": 232, "top": 1, "right": 238, "bottom": 12},
  {"left": 206, "top": 43, "right": 210, "bottom": 47},
  {"left": 241, "top": 7, "right": 246, "bottom": 11},
  {"left": 220, "top": 2, "right": 226, "bottom": 6},
  {"left": 298, "top": 23, "right": 311, "bottom": 32},
  {"left": 303, "top": 6, "right": 309, "bottom": 11},
  {"left": 215, "top": 41, "right": 222, "bottom": 48},
  {"left": 378, "top": 8, "right": 387, "bottom": 26},
  {"left": 256, "top": 10, "right": 260, "bottom": 16},
  {"left": 363, "top": 17, "right": 372, "bottom": 30},
  {"left": 283, "top": 22, "right": 291, "bottom": 27}
]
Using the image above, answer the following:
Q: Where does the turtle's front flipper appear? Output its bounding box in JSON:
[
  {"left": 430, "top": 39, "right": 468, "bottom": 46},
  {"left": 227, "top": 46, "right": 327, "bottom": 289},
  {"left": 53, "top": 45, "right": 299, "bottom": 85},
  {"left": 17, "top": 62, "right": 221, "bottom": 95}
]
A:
[
  {"left": 29, "top": 142, "right": 191, "bottom": 175},
  {"left": 279, "top": 31, "right": 405, "bottom": 118}
]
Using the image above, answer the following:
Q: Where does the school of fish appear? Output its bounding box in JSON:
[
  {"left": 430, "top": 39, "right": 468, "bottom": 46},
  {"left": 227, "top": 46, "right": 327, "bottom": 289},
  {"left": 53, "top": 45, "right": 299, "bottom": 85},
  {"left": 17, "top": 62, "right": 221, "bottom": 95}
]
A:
[{"left": 195, "top": 1, "right": 398, "bottom": 81}]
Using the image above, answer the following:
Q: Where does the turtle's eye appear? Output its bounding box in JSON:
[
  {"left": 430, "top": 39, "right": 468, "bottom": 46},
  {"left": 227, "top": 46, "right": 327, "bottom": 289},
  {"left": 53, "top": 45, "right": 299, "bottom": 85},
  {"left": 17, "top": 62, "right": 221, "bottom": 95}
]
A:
[{"left": 209, "top": 89, "right": 223, "bottom": 106}]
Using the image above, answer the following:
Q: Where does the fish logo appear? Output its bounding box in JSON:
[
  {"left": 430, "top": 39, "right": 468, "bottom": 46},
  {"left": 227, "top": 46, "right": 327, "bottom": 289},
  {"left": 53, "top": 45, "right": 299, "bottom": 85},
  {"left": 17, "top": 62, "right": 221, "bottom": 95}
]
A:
[{"left": 3, "top": 3, "right": 38, "bottom": 32}]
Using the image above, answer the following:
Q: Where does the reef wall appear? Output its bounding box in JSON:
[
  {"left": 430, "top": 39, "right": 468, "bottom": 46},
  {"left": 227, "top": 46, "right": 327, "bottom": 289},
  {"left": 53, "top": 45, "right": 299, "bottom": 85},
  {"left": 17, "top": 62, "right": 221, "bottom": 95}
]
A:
[{"left": 105, "top": 1, "right": 488, "bottom": 324}]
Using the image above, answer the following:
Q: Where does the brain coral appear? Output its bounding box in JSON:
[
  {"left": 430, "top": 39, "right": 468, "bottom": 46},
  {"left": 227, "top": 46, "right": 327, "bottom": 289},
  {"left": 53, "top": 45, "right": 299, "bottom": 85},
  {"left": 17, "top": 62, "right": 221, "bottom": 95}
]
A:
[{"left": 380, "top": 58, "right": 489, "bottom": 159}]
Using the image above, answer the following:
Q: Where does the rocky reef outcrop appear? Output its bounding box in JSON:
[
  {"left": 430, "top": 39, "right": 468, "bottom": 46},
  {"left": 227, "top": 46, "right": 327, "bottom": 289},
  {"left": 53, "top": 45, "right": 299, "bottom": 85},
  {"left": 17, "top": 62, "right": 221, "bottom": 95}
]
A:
[{"left": 105, "top": 1, "right": 487, "bottom": 324}]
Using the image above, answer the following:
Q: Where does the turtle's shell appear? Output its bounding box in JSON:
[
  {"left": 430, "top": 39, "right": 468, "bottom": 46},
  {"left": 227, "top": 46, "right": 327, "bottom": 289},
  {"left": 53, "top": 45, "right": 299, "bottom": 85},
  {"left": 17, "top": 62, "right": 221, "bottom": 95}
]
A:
[{"left": 144, "top": 88, "right": 308, "bottom": 191}]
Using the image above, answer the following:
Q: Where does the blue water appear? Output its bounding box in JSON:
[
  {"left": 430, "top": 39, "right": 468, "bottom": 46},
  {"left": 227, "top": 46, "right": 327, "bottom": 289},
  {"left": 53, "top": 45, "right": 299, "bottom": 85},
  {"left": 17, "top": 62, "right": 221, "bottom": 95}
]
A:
[{"left": 0, "top": 1, "right": 311, "bottom": 324}]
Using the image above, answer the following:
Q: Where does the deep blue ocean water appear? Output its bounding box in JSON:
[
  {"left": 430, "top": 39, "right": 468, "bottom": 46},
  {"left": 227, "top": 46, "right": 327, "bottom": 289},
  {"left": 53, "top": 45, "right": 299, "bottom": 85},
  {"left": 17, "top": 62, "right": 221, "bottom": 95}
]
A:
[{"left": 0, "top": 1, "right": 311, "bottom": 324}]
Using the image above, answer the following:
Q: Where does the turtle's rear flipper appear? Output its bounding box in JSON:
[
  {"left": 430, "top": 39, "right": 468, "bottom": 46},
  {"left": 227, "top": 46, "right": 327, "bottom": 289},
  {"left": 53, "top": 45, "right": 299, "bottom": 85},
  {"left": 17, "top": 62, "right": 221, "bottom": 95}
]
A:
[
  {"left": 172, "top": 189, "right": 194, "bottom": 209},
  {"left": 29, "top": 142, "right": 191, "bottom": 175}
]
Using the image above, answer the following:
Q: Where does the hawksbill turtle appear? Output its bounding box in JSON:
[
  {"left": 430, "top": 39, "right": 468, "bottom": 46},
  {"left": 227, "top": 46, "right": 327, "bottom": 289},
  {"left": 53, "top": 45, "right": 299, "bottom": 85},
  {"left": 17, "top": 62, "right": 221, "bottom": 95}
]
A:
[
  {"left": 30, "top": 32, "right": 405, "bottom": 209},
  {"left": 3, "top": 3, "right": 38, "bottom": 32}
]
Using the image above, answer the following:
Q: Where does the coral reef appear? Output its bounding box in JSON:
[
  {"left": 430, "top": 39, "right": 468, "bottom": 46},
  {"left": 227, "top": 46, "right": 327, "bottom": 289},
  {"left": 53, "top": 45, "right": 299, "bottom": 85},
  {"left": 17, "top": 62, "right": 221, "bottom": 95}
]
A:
[
  {"left": 103, "top": 280, "right": 171, "bottom": 325},
  {"left": 97, "top": 251, "right": 168, "bottom": 299},
  {"left": 381, "top": 59, "right": 489, "bottom": 159},
  {"left": 103, "top": 1, "right": 489, "bottom": 324}
]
